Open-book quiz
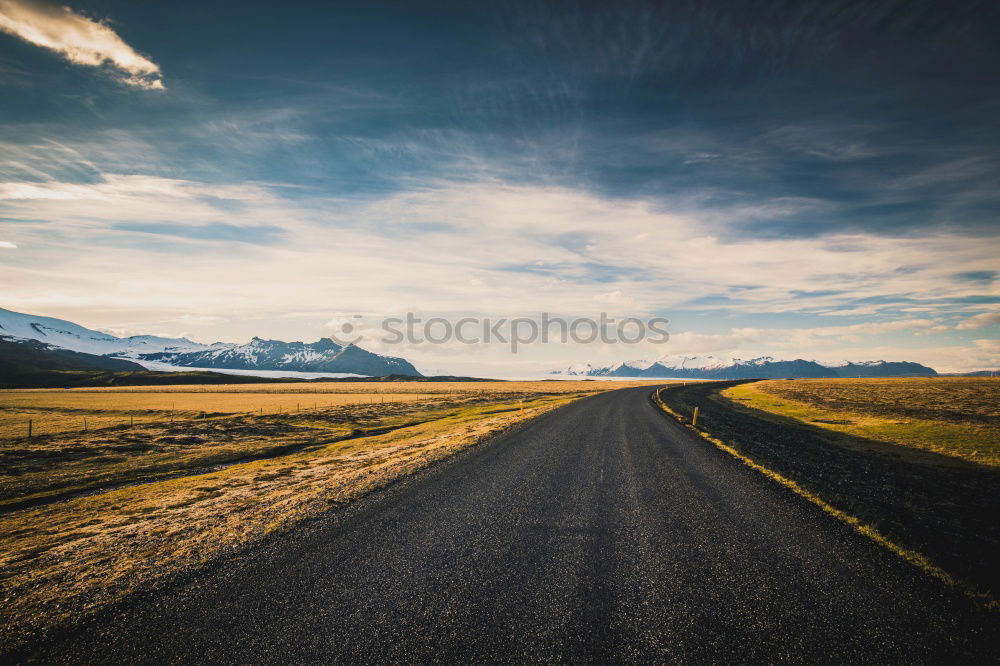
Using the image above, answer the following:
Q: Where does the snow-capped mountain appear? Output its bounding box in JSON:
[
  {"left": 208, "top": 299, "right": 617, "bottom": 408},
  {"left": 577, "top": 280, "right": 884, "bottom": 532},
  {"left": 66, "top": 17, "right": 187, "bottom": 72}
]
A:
[
  {"left": 559, "top": 362, "right": 596, "bottom": 376},
  {"left": 0, "top": 307, "right": 421, "bottom": 377},
  {"left": 140, "top": 337, "right": 420, "bottom": 376},
  {"left": 553, "top": 354, "right": 936, "bottom": 379},
  {"left": 0, "top": 307, "right": 205, "bottom": 357}
]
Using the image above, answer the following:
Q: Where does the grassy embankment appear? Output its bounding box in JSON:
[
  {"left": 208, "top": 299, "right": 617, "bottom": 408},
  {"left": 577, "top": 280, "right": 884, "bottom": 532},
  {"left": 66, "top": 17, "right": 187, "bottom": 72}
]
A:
[
  {"left": 723, "top": 378, "right": 999, "bottom": 466},
  {"left": 0, "top": 380, "right": 657, "bottom": 652}
]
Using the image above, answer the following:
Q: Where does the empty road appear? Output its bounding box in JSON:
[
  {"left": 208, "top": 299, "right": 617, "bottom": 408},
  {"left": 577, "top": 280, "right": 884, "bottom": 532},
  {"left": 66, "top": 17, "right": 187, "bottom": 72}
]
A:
[{"left": 18, "top": 387, "right": 997, "bottom": 663}]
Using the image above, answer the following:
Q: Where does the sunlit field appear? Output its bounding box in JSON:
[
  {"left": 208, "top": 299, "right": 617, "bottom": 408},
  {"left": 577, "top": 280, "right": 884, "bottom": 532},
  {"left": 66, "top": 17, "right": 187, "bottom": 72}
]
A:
[
  {"left": 11, "top": 380, "right": 618, "bottom": 393},
  {"left": 0, "top": 391, "right": 437, "bottom": 437},
  {"left": 0, "top": 381, "right": 632, "bottom": 438},
  {"left": 724, "top": 377, "right": 1000, "bottom": 466}
]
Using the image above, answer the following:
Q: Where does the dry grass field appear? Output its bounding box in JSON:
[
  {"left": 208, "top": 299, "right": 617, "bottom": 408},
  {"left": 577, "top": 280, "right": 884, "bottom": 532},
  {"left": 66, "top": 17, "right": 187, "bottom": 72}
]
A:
[
  {"left": 0, "top": 381, "right": 609, "bottom": 438},
  {"left": 0, "top": 379, "right": 665, "bottom": 650},
  {"left": 0, "top": 391, "right": 438, "bottom": 438},
  {"left": 724, "top": 377, "right": 1000, "bottom": 466},
  {"left": 42, "top": 380, "right": 609, "bottom": 394}
]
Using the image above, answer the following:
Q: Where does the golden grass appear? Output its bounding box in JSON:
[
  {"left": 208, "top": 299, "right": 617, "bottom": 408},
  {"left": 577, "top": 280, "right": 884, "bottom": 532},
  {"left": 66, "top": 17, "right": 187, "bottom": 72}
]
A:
[
  {"left": 12, "top": 380, "right": 620, "bottom": 394},
  {"left": 0, "top": 396, "right": 497, "bottom": 508},
  {"left": 0, "top": 391, "right": 438, "bottom": 408},
  {"left": 723, "top": 378, "right": 1000, "bottom": 466},
  {"left": 0, "top": 409, "right": 167, "bottom": 439},
  {"left": 0, "top": 394, "right": 438, "bottom": 440},
  {"left": 0, "top": 381, "right": 652, "bottom": 438}
]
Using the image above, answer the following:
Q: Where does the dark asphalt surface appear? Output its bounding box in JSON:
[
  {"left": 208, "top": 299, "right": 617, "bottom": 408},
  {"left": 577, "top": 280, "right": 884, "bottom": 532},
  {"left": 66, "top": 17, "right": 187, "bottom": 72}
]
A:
[{"left": 19, "top": 387, "right": 998, "bottom": 664}]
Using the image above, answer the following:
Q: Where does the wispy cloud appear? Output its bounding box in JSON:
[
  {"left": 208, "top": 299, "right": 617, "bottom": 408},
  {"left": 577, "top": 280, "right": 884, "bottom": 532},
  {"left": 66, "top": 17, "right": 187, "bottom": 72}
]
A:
[
  {"left": 0, "top": 0, "right": 163, "bottom": 89},
  {"left": 2, "top": 167, "right": 994, "bottom": 317},
  {"left": 111, "top": 222, "right": 287, "bottom": 245},
  {"left": 0, "top": 240, "right": 16, "bottom": 248},
  {"left": 956, "top": 312, "right": 1000, "bottom": 330}
]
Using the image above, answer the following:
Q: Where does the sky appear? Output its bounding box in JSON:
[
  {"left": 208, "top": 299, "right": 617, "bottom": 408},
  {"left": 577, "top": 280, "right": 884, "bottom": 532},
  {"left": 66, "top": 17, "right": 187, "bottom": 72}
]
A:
[{"left": 0, "top": 0, "right": 998, "bottom": 375}]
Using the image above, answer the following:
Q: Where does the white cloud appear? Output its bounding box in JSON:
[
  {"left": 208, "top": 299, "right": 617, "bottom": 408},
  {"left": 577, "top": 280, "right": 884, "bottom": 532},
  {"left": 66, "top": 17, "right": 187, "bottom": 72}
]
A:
[
  {"left": 973, "top": 339, "right": 1000, "bottom": 353},
  {"left": 1, "top": 176, "right": 992, "bottom": 322},
  {"left": 0, "top": 0, "right": 163, "bottom": 89},
  {"left": 914, "top": 325, "right": 951, "bottom": 336},
  {"left": 0, "top": 241, "right": 16, "bottom": 248},
  {"left": 776, "top": 319, "right": 946, "bottom": 343},
  {"left": 0, "top": 173, "right": 267, "bottom": 202},
  {"left": 956, "top": 312, "right": 1000, "bottom": 330},
  {"left": 592, "top": 289, "right": 638, "bottom": 309}
]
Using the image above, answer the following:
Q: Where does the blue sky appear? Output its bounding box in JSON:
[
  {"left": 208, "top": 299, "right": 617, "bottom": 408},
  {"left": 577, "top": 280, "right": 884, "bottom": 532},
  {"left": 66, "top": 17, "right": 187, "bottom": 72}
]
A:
[{"left": 0, "top": 0, "right": 998, "bottom": 374}]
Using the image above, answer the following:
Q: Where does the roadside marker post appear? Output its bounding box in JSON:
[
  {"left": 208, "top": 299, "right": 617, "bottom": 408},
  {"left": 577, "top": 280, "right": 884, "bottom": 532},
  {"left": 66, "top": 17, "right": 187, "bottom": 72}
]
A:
[
  {"left": 692, "top": 407, "right": 699, "bottom": 427},
  {"left": 27, "top": 419, "right": 32, "bottom": 438}
]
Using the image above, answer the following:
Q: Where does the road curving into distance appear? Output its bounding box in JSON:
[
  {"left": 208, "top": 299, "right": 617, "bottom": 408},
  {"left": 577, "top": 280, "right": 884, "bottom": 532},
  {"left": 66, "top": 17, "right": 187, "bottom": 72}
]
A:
[{"left": 14, "top": 387, "right": 998, "bottom": 663}]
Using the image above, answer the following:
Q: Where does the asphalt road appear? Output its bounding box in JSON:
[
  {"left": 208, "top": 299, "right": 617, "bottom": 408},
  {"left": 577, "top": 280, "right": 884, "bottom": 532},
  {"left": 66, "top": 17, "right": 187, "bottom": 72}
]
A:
[{"left": 20, "top": 387, "right": 998, "bottom": 664}]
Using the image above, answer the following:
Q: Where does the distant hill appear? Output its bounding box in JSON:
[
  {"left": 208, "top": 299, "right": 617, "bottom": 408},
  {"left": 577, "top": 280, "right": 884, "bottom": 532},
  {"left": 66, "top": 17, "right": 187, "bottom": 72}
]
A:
[
  {"left": 0, "top": 307, "right": 421, "bottom": 377},
  {"left": 1, "top": 335, "right": 144, "bottom": 373},
  {"left": 552, "top": 355, "right": 937, "bottom": 379},
  {"left": 939, "top": 370, "right": 998, "bottom": 377},
  {"left": 0, "top": 335, "right": 142, "bottom": 387}
]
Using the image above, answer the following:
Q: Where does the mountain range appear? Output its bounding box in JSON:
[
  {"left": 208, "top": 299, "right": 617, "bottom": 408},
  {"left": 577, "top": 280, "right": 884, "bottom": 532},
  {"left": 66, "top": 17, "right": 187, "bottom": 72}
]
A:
[
  {"left": 0, "top": 307, "right": 421, "bottom": 377},
  {"left": 553, "top": 355, "right": 937, "bottom": 379},
  {"left": 0, "top": 307, "right": 952, "bottom": 380}
]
